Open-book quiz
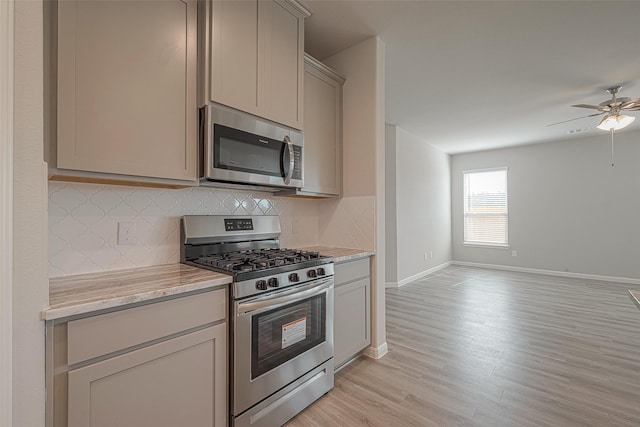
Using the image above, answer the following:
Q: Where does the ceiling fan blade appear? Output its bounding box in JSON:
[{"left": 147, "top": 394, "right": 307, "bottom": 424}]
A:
[
  {"left": 571, "top": 104, "right": 603, "bottom": 110},
  {"left": 546, "top": 112, "right": 604, "bottom": 127},
  {"left": 621, "top": 98, "right": 640, "bottom": 110}
]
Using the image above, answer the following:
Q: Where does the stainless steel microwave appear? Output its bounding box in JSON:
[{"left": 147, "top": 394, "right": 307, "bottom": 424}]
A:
[{"left": 201, "top": 104, "right": 303, "bottom": 189}]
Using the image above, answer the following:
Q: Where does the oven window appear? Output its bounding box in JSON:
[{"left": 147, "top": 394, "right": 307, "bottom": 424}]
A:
[{"left": 251, "top": 293, "right": 326, "bottom": 379}]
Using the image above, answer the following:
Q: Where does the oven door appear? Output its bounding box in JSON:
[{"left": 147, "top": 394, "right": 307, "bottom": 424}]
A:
[
  {"left": 232, "top": 277, "right": 334, "bottom": 416},
  {"left": 203, "top": 103, "right": 303, "bottom": 188}
]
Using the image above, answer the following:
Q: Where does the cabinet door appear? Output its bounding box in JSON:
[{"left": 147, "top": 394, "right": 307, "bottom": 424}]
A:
[
  {"left": 57, "top": 0, "right": 197, "bottom": 181},
  {"left": 261, "top": 0, "right": 304, "bottom": 130},
  {"left": 303, "top": 59, "right": 343, "bottom": 195},
  {"left": 67, "top": 324, "right": 227, "bottom": 427},
  {"left": 334, "top": 277, "right": 371, "bottom": 367},
  {"left": 210, "top": 0, "right": 261, "bottom": 116}
]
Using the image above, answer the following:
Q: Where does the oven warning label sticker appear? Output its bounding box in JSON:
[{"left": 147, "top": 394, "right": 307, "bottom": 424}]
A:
[{"left": 282, "top": 317, "right": 307, "bottom": 349}]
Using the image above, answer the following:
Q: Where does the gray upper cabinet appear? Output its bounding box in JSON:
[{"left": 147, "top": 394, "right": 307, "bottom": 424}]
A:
[
  {"left": 205, "top": 0, "right": 310, "bottom": 130},
  {"left": 302, "top": 55, "right": 345, "bottom": 196},
  {"left": 276, "top": 54, "right": 345, "bottom": 197},
  {"left": 51, "top": 0, "right": 198, "bottom": 186}
]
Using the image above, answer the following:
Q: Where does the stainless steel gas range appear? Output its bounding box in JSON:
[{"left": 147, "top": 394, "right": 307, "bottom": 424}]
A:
[{"left": 180, "top": 215, "right": 334, "bottom": 427}]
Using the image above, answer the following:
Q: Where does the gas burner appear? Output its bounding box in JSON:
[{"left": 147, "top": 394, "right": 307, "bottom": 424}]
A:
[
  {"left": 195, "top": 248, "right": 324, "bottom": 275},
  {"left": 182, "top": 215, "right": 333, "bottom": 285},
  {"left": 191, "top": 248, "right": 330, "bottom": 283},
  {"left": 236, "top": 262, "right": 255, "bottom": 272}
]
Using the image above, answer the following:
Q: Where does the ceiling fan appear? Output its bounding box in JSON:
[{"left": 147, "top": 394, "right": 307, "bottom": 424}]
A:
[
  {"left": 549, "top": 85, "right": 640, "bottom": 129},
  {"left": 549, "top": 85, "right": 640, "bottom": 166}
]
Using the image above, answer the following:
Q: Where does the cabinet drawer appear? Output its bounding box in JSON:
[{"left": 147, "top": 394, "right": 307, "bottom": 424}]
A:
[
  {"left": 334, "top": 258, "right": 370, "bottom": 286},
  {"left": 67, "top": 289, "right": 226, "bottom": 365}
]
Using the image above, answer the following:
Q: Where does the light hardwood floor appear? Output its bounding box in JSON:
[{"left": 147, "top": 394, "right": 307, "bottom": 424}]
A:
[{"left": 287, "top": 265, "right": 640, "bottom": 426}]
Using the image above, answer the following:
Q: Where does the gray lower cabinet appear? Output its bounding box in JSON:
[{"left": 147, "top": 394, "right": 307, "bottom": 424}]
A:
[
  {"left": 46, "top": 289, "right": 227, "bottom": 427},
  {"left": 334, "top": 257, "right": 371, "bottom": 368},
  {"left": 68, "top": 325, "right": 225, "bottom": 427}
]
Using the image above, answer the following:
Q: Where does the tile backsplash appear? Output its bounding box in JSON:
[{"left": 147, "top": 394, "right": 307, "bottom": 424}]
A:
[
  {"left": 48, "top": 182, "right": 321, "bottom": 277},
  {"left": 319, "top": 196, "right": 375, "bottom": 251}
]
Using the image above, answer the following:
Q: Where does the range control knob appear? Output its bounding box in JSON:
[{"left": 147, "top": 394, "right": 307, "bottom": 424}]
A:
[
  {"left": 317, "top": 267, "right": 326, "bottom": 276},
  {"left": 288, "top": 273, "right": 299, "bottom": 282},
  {"left": 256, "top": 280, "right": 267, "bottom": 290},
  {"left": 307, "top": 269, "right": 317, "bottom": 278},
  {"left": 268, "top": 278, "right": 279, "bottom": 288}
]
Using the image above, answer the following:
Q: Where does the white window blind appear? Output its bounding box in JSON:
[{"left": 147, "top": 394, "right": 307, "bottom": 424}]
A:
[{"left": 463, "top": 168, "right": 508, "bottom": 246}]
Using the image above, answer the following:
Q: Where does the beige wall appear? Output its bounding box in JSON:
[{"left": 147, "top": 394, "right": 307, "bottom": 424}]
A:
[
  {"left": 1, "top": 0, "right": 14, "bottom": 424},
  {"left": 384, "top": 125, "right": 398, "bottom": 283},
  {"left": 386, "top": 125, "right": 452, "bottom": 286},
  {"left": 322, "top": 37, "right": 387, "bottom": 357},
  {"left": 372, "top": 37, "right": 386, "bottom": 356},
  {"left": 13, "top": 0, "right": 48, "bottom": 425},
  {"left": 452, "top": 128, "right": 640, "bottom": 282}
]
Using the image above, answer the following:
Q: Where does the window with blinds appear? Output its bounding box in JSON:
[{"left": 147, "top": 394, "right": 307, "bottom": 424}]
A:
[{"left": 463, "top": 168, "right": 508, "bottom": 246}]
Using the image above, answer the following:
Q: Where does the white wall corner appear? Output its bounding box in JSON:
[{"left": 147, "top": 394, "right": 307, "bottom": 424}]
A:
[
  {"left": 363, "top": 341, "right": 388, "bottom": 359},
  {"left": 372, "top": 35, "right": 387, "bottom": 361},
  {"left": 396, "top": 261, "right": 452, "bottom": 287},
  {"left": 324, "top": 35, "right": 388, "bottom": 355},
  {"left": 12, "top": 0, "right": 47, "bottom": 426}
]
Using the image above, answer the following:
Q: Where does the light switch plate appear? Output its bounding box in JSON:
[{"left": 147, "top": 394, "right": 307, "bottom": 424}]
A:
[{"left": 118, "top": 222, "right": 136, "bottom": 245}]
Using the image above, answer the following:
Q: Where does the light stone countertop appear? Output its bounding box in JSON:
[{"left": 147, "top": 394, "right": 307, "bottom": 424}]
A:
[
  {"left": 44, "top": 264, "right": 232, "bottom": 321},
  {"left": 298, "top": 246, "right": 375, "bottom": 263},
  {"left": 629, "top": 290, "right": 640, "bottom": 311}
]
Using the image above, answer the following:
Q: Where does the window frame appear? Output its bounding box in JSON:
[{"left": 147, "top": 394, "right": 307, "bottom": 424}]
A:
[{"left": 462, "top": 167, "right": 509, "bottom": 248}]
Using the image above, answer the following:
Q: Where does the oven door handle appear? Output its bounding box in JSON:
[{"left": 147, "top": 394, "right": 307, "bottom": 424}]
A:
[{"left": 237, "top": 278, "right": 333, "bottom": 316}]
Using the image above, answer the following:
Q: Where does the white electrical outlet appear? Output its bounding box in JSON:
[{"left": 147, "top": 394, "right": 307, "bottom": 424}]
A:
[
  {"left": 118, "top": 222, "right": 136, "bottom": 245},
  {"left": 424, "top": 252, "right": 428, "bottom": 261},
  {"left": 429, "top": 251, "right": 433, "bottom": 259},
  {"left": 512, "top": 250, "right": 517, "bottom": 257}
]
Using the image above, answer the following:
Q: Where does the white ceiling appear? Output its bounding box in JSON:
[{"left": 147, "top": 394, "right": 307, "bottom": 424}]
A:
[{"left": 303, "top": 1, "right": 640, "bottom": 154}]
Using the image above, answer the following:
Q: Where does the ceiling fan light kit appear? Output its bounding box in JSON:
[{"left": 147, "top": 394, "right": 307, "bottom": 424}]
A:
[{"left": 596, "top": 114, "right": 635, "bottom": 131}]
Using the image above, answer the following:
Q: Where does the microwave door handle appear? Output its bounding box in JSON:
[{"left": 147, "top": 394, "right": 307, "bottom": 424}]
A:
[
  {"left": 202, "top": 104, "right": 212, "bottom": 176},
  {"left": 282, "top": 135, "right": 294, "bottom": 185}
]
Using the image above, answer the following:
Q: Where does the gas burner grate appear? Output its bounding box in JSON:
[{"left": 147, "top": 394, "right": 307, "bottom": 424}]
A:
[{"left": 195, "top": 248, "right": 322, "bottom": 274}]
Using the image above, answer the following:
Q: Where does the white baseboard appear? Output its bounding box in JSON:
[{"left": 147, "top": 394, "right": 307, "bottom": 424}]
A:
[
  {"left": 453, "top": 261, "right": 640, "bottom": 285},
  {"left": 385, "top": 261, "right": 452, "bottom": 288},
  {"left": 363, "top": 341, "right": 388, "bottom": 359}
]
